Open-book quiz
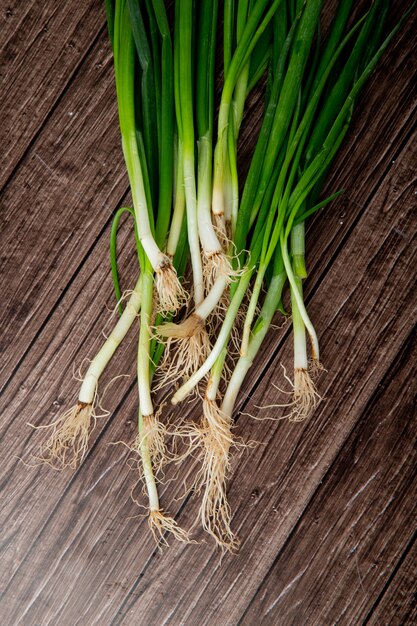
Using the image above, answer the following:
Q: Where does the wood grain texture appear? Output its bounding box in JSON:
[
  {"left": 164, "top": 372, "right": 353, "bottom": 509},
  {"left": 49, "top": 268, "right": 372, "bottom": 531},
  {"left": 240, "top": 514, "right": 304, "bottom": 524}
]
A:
[
  {"left": 0, "top": 32, "right": 126, "bottom": 388},
  {"left": 1, "top": 1, "right": 416, "bottom": 625},
  {"left": 366, "top": 539, "right": 417, "bottom": 626},
  {"left": 240, "top": 331, "right": 417, "bottom": 625},
  {"left": 2, "top": 117, "right": 414, "bottom": 626},
  {"left": 0, "top": 0, "right": 105, "bottom": 189},
  {"left": 1, "top": 26, "right": 415, "bottom": 615}
]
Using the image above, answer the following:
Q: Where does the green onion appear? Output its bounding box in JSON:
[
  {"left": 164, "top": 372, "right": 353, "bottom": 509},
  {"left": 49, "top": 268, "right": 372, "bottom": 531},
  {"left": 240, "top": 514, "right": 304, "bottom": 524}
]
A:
[{"left": 37, "top": 0, "right": 410, "bottom": 549}]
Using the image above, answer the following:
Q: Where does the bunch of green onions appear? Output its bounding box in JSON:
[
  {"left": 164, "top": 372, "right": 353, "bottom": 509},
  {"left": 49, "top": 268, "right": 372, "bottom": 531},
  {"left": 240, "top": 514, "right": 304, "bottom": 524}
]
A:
[{"left": 37, "top": 0, "right": 412, "bottom": 548}]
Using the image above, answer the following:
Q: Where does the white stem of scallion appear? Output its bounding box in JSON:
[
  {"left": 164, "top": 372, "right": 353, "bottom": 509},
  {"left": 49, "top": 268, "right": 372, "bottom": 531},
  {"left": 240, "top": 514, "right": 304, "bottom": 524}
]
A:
[
  {"left": 195, "top": 275, "right": 229, "bottom": 320},
  {"left": 137, "top": 268, "right": 154, "bottom": 418},
  {"left": 291, "top": 279, "right": 308, "bottom": 371},
  {"left": 184, "top": 149, "right": 204, "bottom": 306},
  {"left": 78, "top": 276, "right": 142, "bottom": 404},
  {"left": 221, "top": 356, "right": 250, "bottom": 419},
  {"left": 197, "top": 134, "right": 224, "bottom": 256},
  {"left": 138, "top": 412, "right": 160, "bottom": 512},
  {"left": 122, "top": 134, "right": 166, "bottom": 272},
  {"left": 281, "top": 234, "right": 319, "bottom": 361}
]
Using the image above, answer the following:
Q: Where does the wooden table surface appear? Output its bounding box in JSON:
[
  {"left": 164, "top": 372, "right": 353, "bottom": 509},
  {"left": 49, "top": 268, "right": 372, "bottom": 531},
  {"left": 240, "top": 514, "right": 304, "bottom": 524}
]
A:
[{"left": 1, "top": 2, "right": 416, "bottom": 625}]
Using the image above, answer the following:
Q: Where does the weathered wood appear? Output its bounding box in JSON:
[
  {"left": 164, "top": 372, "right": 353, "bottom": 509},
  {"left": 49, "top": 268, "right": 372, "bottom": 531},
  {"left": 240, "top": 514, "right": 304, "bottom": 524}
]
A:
[
  {"left": 365, "top": 540, "right": 417, "bottom": 626},
  {"left": 1, "top": 36, "right": 414, "bottom": 611},
  {"left": 1, "top": 2, "right": 415, "bottom": 393},
  {"left": 239, "top": 332, "right": 416, "bottom": 625},
  {"left": 0, "top": 215, "right": 139, "bottom": 591},
  {"left": 0, "top": 0, "right": 105, "bottom": 189},
  {"left": 0, "top": 32, "right": 127, "bottom": 389}
]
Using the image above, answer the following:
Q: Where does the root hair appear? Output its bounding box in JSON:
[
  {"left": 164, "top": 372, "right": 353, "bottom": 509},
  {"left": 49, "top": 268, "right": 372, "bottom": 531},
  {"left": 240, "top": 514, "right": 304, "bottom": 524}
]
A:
[
  {"left": 148, "top": 509, "right": 191, "bottom": 546},
  {"left": 130, "top": 413, "right": 171, "bottom": 474},
  {"left": 34, "top": 401, "right": 97, "bottom": 470},
  {"left": 289, "top": 368, "right": 321, "bottom": 422},
  {"left": 155, "top": 259, "right": 189, "bottom": 315},
  {"left": 203, "top": 251, "right": 232, "bottom": 293},
  {"left": 155, "top": 316, "right": 210, "bottom": 390},
  {"left": 309, "top": 358, "right": 326, "bottom": 377},
  {"left": 183, "top": 398, "right": 241, "bottom": 551},
  {"left": 213, "top": 214, "right": 229, "bottom": 251}
]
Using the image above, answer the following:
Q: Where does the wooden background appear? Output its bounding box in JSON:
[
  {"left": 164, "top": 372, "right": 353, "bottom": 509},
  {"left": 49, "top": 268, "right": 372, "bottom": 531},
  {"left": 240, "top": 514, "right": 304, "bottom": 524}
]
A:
[{"left": 1, "top": 1, "right": 416, "bottom": 624}]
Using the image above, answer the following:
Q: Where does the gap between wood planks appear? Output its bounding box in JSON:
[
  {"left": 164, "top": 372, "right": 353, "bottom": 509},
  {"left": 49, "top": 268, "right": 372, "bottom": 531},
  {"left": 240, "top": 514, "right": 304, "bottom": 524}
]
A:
[{"left": 364, "top": 533, "right": 417, "bottom": 625}]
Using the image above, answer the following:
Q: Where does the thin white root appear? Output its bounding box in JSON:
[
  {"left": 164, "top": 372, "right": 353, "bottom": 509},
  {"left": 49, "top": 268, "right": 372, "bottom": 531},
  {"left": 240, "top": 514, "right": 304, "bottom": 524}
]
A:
[
  {"left": 131, "top": 414, "right": 171, "bottom": 475},
  {"left": 148, "top": 509, "right": 191, "bottom": 546},
  {"left": 290, "top": 368, "right": 321, "bottom": 422},
  {"left": 35, "top": 402, "right": 96, "bottom": 470},
  {"left": 155, "top": 315, "right": 210, "bottom": 390},
  {"left": 182, "top": 398, "right": 241, "bottom": 551},
  {"left": 155, "top": 258, "right": 189, "bottom": 315},
  {"left": 203, "top": 251, "right": 232, "bottom": 293},
  {"left": 309, "top": 358, "right": 326, "bottom": 377}
]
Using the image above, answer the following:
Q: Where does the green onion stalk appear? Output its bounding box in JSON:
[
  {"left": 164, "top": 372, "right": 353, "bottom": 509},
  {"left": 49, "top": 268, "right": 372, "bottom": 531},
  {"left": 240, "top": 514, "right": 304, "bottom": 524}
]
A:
[
  {"left": 116, "top": 0, "right": 187, "bottom": 316},
  {"left": 153, "top": 0, "right": 212, "bottom": 388},
  {"left": 195, "top": 0, "right": 231, "bottom": 291},
  {"left": 156, "top": 0, "right": 288, "bottom": 370}
]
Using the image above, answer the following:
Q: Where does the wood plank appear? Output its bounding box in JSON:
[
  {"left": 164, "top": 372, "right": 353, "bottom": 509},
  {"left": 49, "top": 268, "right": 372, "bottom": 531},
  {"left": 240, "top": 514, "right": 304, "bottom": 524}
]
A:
[
  {"left": 1, "top": 125, "right": 414, "bottom": 625},
  {"left": 239, "top": 332, "right": 417, "bottom": 625},
  {"left": 0, "top": 213, "right": 139, "bottom": 588},
  {"left": 0, "top": 0, "right": 105, "bottom": 189},
  {"left": 108, "top": 133, "right": 415, "bottom": 624},
  {"left": 365, "top": 539, "right": 417, "bottom": 626},
  {"left": 0, "top": 32, "right": 127, "bottom": 388}
]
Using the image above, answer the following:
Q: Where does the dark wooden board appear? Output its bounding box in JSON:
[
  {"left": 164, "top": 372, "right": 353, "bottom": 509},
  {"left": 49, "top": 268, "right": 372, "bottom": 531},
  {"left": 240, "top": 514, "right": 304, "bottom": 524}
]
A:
[
  {"left": 107, "top": 133, "right": 417, "bottom": 626},
  {"left": 1, "top": 116, "right": 415, "bottom": 626},
  {"left": 0, "top": 0, "right": 105, "bottom": 190},
  {"left": 239, "top": 332, "right": 416, "bottom": 625},
  {"left": 1, "top": 22, "right": 415, "bottom": 602},
  {"left": 1, "top": 1, "right": 416, "bottom": 624},
  {"left": 0, "top": 32, "right": 127, "bottom": 388},
  {"left": 366, "top": 539, "right": 417, "bottom": 626}
]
